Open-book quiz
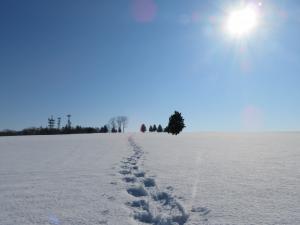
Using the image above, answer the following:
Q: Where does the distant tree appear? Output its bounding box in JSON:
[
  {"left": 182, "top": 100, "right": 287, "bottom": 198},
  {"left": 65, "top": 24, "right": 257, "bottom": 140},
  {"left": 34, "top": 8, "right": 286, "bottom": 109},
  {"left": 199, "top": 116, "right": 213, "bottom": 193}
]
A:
[
  {"left": 100, "top": 126, "right": 105, "bottom": 133},
  {"left": 140, "top": 124, "right": 146, "bottom": 133},
  {"left": 164, "top": 126, "right": 169, "bottom": 132},
  {"left": 166, "top": 111, "right": 185, "bottom": 135},
  {"left": 119, "top": 116, "right": 128, "bottom": 133},
  {"left": 75, "top": 125, "right": 82, "bottom": 133},
  {"left": 111, "top": 127, "right": 117, "bottom": 133},
  {"left": 149, "top": 125, "right": 153, "bottom": 132},
  {"left": 0, "top": 115, "right": 102, "bottom": 136},
  {"left": 116, "top": 117, "right": 122, "bottom": 132},
  {"left": 85, "top": 127, "right": 97, "bottom": 133},
  {"left": 62, "top": 125, "right": 72, "bottom": 134},
  {"left": 22, "top": 127, "right": 39, "bottom": 135},
  {"left": 100, "top": 125, "right": 109, "bottom": 133},
  {"left": 0, "top": 129, "right": 18, "bottom": 136},
  {"left": 118, "top": 127, "right": 122, "bottom": 133},
  {"left": 152, "top": 124, "right": 157, "bottom": 132},
  {"left": 109, "top": 117, "right": 117, "bottom": 132},
  {"left": 103, "top": 125, "right": 109, "bottom": 133},
  {"left": 157, "top": 124, "right": 163, "bottom": 132}
]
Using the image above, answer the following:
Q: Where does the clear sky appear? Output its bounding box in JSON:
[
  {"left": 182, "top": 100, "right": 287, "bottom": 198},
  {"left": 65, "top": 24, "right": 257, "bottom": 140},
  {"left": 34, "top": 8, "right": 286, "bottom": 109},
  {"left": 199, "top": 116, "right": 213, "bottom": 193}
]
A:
[{"left": 0, "top": 0, "right": 299, "bottom": 131}]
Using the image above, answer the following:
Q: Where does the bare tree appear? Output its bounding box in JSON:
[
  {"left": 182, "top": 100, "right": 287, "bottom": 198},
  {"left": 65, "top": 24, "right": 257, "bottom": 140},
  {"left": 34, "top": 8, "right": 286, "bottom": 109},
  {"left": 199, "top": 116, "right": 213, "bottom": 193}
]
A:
[
  {"left": 109, "top": 117, "right": 117, "bottom": 132},
  {"left": 116, "top": 117, "right": 123, "bottom": 132},
  {"left": 119, "top": 116, "right": 128, "bottom": 133},
  {"left": 108, "top": 116, "right": 128, "bottom": 133}
]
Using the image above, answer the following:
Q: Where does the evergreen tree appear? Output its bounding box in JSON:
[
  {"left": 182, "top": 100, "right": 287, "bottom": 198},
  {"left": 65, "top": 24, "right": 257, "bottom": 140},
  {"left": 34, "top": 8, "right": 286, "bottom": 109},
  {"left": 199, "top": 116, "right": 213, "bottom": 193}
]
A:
[
  {"left": 103, "top": 125, "right": 108, "bottom": 133},
  {"left": 149, "top": 125, "right": 153, "bottom": 132},
  {"left": 166, "top": 111, "right": 185, "bottom": 135},
  {"left": 152, "top": 124, "right": 157, "bottom": 132},
  {"left": 118, "top": 127, "right": 122, "bottom": 133},
  {"left": 140, "top": 124, "right": 146, "bottom": 133},
  {"left": 111, "top": 127, "right": 117, "bottom": 133},
  {"left": 100, "top": 125, "right": 109, "bottom": 133},
  {"left": 157, "top": 124, "right": 163, "bottom": 132}
]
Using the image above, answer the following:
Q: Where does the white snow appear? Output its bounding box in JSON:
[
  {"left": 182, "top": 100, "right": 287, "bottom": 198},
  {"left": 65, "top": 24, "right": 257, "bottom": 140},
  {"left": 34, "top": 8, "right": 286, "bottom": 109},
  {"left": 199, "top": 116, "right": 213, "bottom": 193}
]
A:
[
  {"left": 0, "top": 133, "right": 299, "bottom": 225},
  {"left": 0, "top": 134, "right": 131, "bottom": 225}
]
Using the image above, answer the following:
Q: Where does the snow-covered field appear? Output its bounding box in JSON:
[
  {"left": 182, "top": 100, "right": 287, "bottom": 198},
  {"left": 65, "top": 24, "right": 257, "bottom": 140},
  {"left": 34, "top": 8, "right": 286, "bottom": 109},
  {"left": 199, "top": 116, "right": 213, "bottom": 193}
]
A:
[{"left": 0, "top": 133, "right": 299, "bottom": 225}]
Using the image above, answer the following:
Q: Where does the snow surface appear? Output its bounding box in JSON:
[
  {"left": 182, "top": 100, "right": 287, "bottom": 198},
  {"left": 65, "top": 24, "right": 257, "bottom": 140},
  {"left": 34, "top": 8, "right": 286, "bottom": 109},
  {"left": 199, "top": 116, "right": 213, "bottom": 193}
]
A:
[{"left": 0, "top": 133, "right": 299, "bottom": 225}]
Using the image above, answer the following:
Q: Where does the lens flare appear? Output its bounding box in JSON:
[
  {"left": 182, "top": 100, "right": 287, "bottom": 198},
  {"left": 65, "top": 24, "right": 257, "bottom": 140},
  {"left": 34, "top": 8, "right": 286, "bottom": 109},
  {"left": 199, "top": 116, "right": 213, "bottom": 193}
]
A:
[
  {"left": 226, "top": 5, "right": 258, "bottom": 37},
  {"left": 132, "top": 0, "right": 157, "bottom": 23}
]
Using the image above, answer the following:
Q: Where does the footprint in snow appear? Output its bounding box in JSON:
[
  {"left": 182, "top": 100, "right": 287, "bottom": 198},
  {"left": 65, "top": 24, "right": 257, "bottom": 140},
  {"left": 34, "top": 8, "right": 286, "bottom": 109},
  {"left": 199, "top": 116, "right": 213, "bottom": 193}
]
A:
[
  {"left": 127, "top": 185, "right": 148, "bottom": 197},
  {"left": 152, "top": 191, "right": 172, "bottom": 205},
  {"left": 125, "top": 136, "right": 189, "bottom": 225},
  {"left": 101, "top": 209, "right": 110, "bottom": 215},
  {"left": 122, "top": 176, "right": 137, "bottom": 183},
  {"left": 143, "top": 178, "right": 155, "bottom": 187},
  {"left": 166, "top": 186, "right": 174, "bottom": 191},
  {"left": 127, "top": 199, "right": 149, "bottom": 210},
  {"left": 110, "top": 181, "right": 118, "bottom": 185},
  {"left": 134, "top": 171, "right": 145, "bottom": 177},
  {"left": 107, "top": 196, "right": 115, "bottom": 201},
  {"left": 132, "top": 165, "right": 139, "bottom": 170},
  {"left": 191, "top": 206, "right": 211, "bottom": 216},
  {"left": 119, "top": 170, "right": 131, "bottom": 175}
]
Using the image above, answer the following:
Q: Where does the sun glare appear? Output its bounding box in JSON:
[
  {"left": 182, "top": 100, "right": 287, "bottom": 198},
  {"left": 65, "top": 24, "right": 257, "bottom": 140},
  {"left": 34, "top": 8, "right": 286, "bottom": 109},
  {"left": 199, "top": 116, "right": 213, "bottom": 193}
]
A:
[{"left": 226, "top": 5, "right": 258, "bottom": 37}]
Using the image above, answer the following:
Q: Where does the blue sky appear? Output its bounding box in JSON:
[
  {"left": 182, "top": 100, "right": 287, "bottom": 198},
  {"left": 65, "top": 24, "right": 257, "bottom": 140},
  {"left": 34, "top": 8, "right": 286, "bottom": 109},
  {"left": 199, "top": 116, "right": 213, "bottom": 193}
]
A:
[{"left": 0, "top": 0, "right": 299, "bottom": 131}]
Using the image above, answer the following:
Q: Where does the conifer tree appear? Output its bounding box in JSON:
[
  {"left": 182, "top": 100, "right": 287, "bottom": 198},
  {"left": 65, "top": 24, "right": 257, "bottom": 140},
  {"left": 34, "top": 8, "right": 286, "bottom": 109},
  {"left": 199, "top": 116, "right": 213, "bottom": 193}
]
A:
[
  {"left": 140, "top": 124, "right": 146, "bottom": 133},
  {"left": 164, "top": 126, "right": 169, "bottom": 132},
  {"left": 152, "top": 124, "right": 157, "bottom": 132},
  {"left": 149, "top": 125, "right": 153, "bottom": 132},
  {"left": 157, "top": 124, "right": 163, "bottom": 132},
  {"left": 103, "top": 125, "right": 109, "bottom": 133},
  {"left": 166, "top": 111, "right": 185, "bottom": 135}
]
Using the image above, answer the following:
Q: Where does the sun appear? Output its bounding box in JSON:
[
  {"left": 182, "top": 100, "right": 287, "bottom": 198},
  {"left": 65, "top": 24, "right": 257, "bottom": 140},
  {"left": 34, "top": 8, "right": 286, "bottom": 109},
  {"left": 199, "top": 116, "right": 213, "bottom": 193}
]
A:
[{"left": 226, "top": 5, "right": 258, "bottom": 37}]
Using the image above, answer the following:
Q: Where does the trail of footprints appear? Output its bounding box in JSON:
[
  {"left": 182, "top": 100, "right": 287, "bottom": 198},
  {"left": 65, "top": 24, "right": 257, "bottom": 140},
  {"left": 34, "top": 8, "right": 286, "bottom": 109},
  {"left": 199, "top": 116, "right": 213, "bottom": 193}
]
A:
[{"left": 119, "top": 136, "right": 189, "bottom": 225}]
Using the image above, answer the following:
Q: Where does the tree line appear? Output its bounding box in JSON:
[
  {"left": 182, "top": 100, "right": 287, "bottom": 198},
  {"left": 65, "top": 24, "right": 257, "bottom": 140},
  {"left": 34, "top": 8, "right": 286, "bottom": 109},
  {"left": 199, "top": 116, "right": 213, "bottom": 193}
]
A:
[
  {"left": 0, "top": 115, "right": 128, "bottom": 136},
  {"left": 140, "top": 124, "right": 164, "bottom": 132},
  {"left": 140, "top": 111, "right": 185, "bottom": 135},
  {"left": 0, "top": 111, "right": 185, "bottom": 136}
]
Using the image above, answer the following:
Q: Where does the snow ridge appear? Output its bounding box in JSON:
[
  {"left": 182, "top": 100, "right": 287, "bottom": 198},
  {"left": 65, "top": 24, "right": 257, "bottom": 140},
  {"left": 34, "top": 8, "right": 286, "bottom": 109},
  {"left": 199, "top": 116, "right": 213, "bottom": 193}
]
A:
[{"left": 119, "top": 136, "right": 189, "bottom": 225}]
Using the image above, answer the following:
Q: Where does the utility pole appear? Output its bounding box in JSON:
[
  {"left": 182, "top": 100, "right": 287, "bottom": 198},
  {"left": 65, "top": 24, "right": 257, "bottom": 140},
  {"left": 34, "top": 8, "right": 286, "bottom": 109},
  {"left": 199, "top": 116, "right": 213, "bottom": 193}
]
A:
[
  {"left": 57, "top": 117, "right": 61, "bottom": 129},
  {"left": 67, "top": 114, "right": 71, "bottom": 129},
  {"left": 48, "top": 116, "right": 55, "bottom": 129}
]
